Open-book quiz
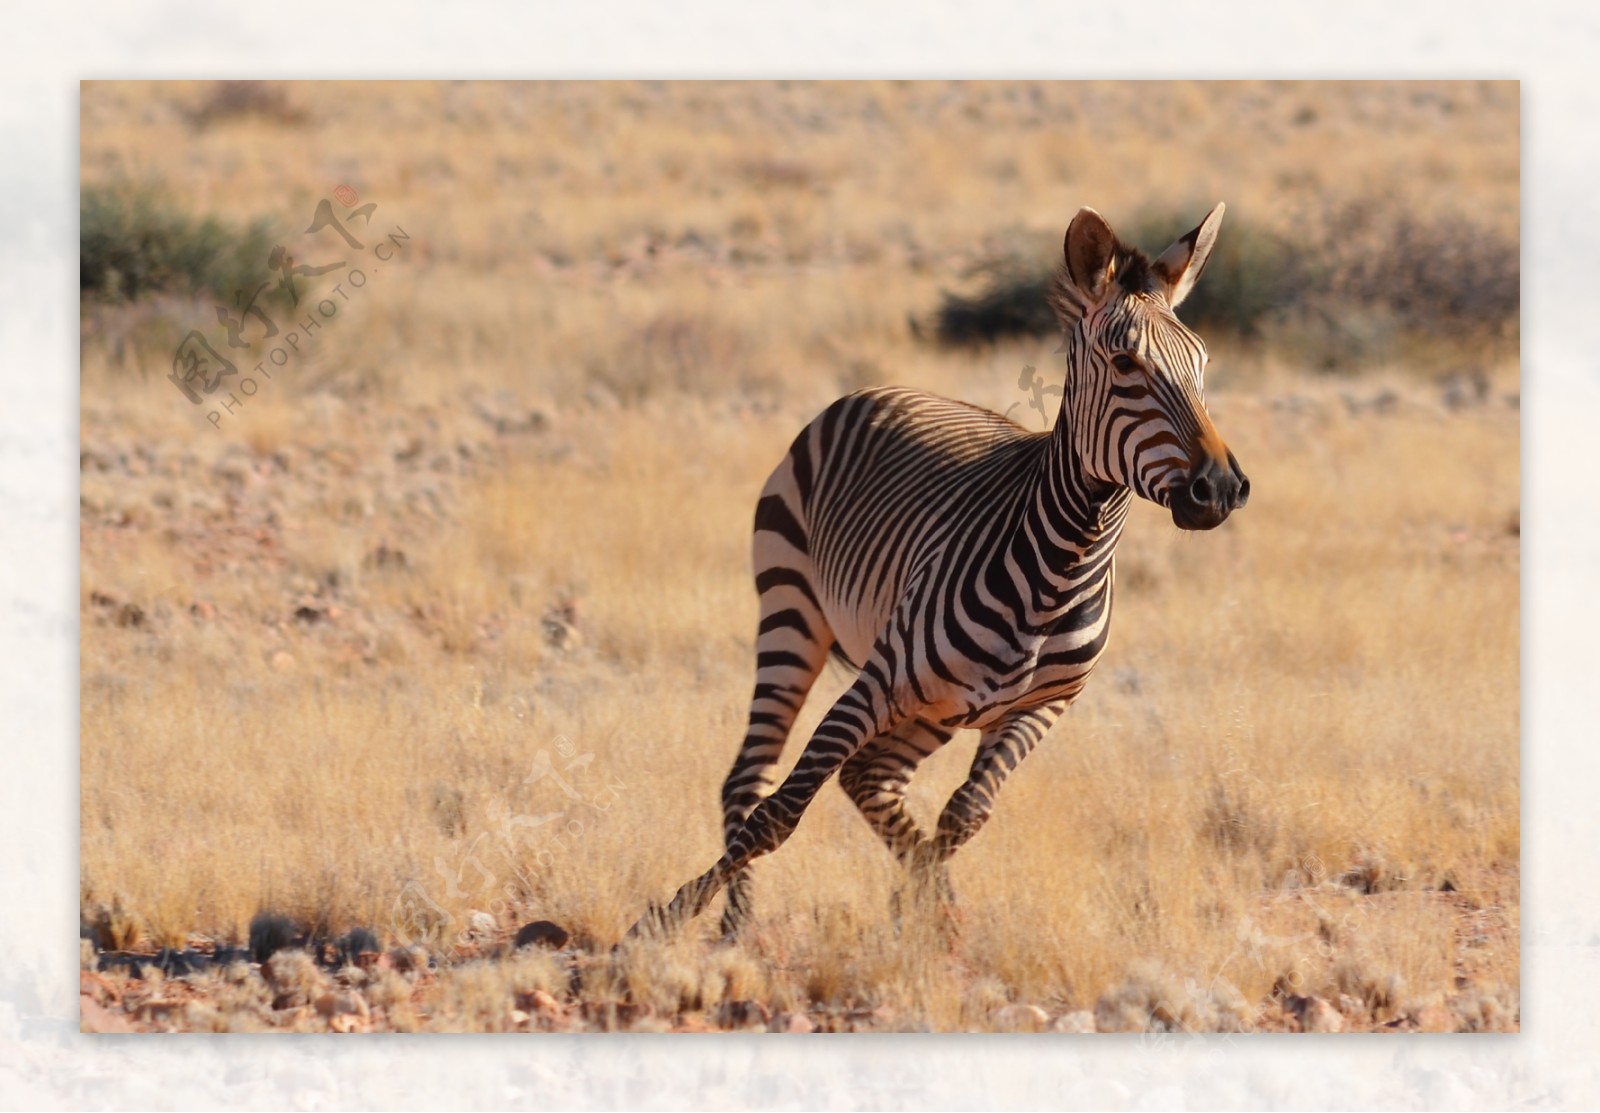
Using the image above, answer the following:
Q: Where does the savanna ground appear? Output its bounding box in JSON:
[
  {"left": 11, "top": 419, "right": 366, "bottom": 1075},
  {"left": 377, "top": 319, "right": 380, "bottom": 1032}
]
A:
[{"left": 79, "top": 81, "right": 1519, "bottom": 1033}]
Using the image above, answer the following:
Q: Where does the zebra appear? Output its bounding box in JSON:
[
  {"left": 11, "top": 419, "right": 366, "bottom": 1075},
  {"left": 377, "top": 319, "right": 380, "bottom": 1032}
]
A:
[{"left": 628, "top": 203, "right": 1249, "bottom": 941}]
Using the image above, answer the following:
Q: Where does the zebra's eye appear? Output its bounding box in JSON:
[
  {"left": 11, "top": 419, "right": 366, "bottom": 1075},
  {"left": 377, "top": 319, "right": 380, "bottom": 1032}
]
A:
[{"left": 1111, "top": 353, "right": 1140, "bottom": 373}]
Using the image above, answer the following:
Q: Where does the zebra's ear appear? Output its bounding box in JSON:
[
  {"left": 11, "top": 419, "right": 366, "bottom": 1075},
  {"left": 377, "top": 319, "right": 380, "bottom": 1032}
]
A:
[
  {"left": 1063, "top": 207, "right": 1120, "bottom": 304},
  {"left": 1151, "top": 202, "right": 1226, "bottom": 309}
]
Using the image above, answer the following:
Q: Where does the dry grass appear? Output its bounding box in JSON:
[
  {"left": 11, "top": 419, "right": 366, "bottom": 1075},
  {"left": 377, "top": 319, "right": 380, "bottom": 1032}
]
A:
[{"left": 80, "top": 80, "right": 1518, "bottom": 1033}]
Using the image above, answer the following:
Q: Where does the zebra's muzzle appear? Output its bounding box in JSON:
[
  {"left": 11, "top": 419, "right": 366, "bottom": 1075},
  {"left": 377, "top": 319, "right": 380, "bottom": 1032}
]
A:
[{"left": 1169, "top": 450, "right": 1249, "bottom": 531}]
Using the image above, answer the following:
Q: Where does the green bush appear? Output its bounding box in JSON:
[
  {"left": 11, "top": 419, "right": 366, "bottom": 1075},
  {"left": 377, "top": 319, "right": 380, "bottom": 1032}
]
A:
[
  {"left": 917, "top": 201, "right": 1518, "bottom": 372},
  {"left": 1320, "top": 201, "right": 1518, "bottom": 329},
  {"left": 916, "top": 267, "right": 1056, "bottom": 347},
  {"left": 1119, "top": 210, "right": 1314, "bottom": 338},
  {"left": 80, "top": 180, "right": 279, "bottom": 305}
]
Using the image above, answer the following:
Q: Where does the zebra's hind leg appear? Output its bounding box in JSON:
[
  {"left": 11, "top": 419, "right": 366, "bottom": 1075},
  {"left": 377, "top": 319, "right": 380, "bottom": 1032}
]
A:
[
  {"left": 930, "top": 702, "right": 1067, "bottom": 868},
  {"left": 717, "top": 578, "right": 835, "bottom": 938},
  {"left": 837, "top": 720, "right": 958, "bottom": 927},
  {"left": 628, "top": 668, "right": 902, "bottom": 941}
]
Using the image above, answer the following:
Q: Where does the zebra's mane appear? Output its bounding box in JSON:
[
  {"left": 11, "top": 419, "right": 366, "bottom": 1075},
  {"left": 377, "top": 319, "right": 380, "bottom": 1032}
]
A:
[{"left": 1045, "top": 240, "right": 1156, "bottom": 329}]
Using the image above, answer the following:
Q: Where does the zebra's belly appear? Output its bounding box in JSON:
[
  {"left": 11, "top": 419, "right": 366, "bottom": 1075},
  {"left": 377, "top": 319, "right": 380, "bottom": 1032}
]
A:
[
  {"left": 826, "top": 604, "right": 1108, "bottom": 730},
  {"left": 926, "top": 641, "right": 1106, "bottom": 730}
]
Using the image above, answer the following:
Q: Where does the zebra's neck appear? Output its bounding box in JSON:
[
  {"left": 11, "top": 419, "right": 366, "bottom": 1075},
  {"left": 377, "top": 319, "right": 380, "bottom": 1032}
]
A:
[{"left": 1010, "top": 405, "right": 1131, "bottom": 623}]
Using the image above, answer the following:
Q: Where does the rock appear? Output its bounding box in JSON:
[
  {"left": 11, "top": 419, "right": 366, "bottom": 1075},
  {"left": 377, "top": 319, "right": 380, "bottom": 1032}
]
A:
[
  {"left": 540, "top": 599, "right": 583, "bottom": 650},
  {"left": 365, "top": 544, "right": 409, "bottom": 570},
  {"left": 80, "top": 970, "right": 120, "bottom": 1007},
  {"left": 513, "top": 920, "right": 570, "bottom": 950},
  {"left": 1049, "top": 1010, "right": 1097, "bottom": 1033},
  {"left": 995, "top": 1004, "right": 1050, "bottom": 1032},
  {"left": 269, "top": 650, "right": 296, "bottom": 673},
  {"left": 1305, "top": 999, "right": 1343, "bottom": 1033},
  {"left": 272, "top": 1005, "right": 311, "bottom": 1029},
  {"left": 136, "top": 999, "right": 185, "bottom": 1025},
  {"left": 1286, "top": 994, "right": 1343, "bottom": 1033},
  {"left": 713, "top": 999, "right": 771, "bottom": 1030},
  {"left": 467, "top": 910, "right": 497, "bottom": 936},
  {"left": 629, "top": 1016, "right": 675, "bottom": 1033},
  {"left": 1414, "top": 1004, "right": 1455, "bottom": 1032},
  {"left": 517, "top": 988, "right": 562, "bottom": 1021},
  {"left": 315, "top": 990, "right": 370, "bottom": 1021},
  {"left": 388, "top": 945, "right": 430, "bottom": 974},
  {"left": 1441, "top": 367, "right": 1489, "bottom": 410},
  {"left": 774, "top": 1011, "right": 815, "bottom": 1034},
  {"left": 471, "top": 392, "right": 552, "bottom": 436},
  {"left": 80, "top": 995, "right": 134, "bottom": 1033},
  {"left": 670, "top": 1013, "right": 717, "bottom": 1034}
]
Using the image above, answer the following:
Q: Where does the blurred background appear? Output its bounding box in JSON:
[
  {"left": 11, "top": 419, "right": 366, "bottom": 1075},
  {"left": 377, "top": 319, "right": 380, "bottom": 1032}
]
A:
[{"left": 81, "top": 80, "right": 1517, "bottom": 409}]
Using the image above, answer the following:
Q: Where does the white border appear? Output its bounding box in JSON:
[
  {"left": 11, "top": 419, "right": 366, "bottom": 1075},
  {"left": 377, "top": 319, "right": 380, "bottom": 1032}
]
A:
[{"left": 7, "top": 1, "right": 1596, "bottom": 1108}]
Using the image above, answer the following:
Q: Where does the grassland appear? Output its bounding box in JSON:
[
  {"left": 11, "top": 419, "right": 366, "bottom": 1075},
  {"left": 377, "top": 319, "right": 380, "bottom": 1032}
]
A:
[{"left": 79, "top": 80, "right": 1518, "bottom": 1033}]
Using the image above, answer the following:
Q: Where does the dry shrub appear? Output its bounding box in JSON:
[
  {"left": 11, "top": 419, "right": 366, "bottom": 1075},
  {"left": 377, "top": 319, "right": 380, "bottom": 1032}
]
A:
[
  {"left": 262, "top": 949, "right": 327, "bottom": 1009},
  {"left": 189, "top": 81, "right": 309, "bottom": 128},
  {"left": 1094, "top": 959, "right": 1252, "bottom": 1033},
  {"left": 918, "top": 268, "right": 1055, "bottom": 347},
  {"left": 81, "top": 900, "right": 142, "bottom": 952},
  {"left": 590, "top": 312, "right": 766, "bottom": 404},
  {"left": 1318, "top": 198, "right": 1518, "bottom": 326},
  {"left": 210, "top": 966, "right": 275, "bottom": 1032},
  {"left": 737, "top": 156, "right": 819, "bottom": 191},
  {"left": 431, "top": 964, "right": 501, "bottom": 1030},
  {"left": 1447, "top": 981, "right": 1519, "bottom": 1032}
]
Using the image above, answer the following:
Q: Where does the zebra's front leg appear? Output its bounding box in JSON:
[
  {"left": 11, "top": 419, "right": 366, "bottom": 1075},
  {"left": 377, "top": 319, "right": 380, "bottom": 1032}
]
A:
[
  {"left": 838, "top": 720, "right": 958, "bottom": 927},
  {"left": 930, "top": 701, "right": 1067, "bottom": 870},
  {"left": 627, "top": 671, "right": 903, "bottom": 941}
]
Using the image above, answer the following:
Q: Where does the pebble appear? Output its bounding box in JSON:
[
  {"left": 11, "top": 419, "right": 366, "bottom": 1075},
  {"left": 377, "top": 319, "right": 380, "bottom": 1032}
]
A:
[
  {"left": 1049, "top": 1010, "right": 1097, "bottom": 1033},
  {"left": 995, "top": 1004, "right": 1050, "bottom": 1032}
]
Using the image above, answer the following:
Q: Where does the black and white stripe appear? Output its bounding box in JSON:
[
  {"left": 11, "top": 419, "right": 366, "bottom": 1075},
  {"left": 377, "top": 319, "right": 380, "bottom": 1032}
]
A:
[{"left": 631, "top": 204, "right": 1250, "bottom": 940}]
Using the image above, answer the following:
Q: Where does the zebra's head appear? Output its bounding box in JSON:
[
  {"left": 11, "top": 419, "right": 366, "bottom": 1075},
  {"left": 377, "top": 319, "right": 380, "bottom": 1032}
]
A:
[{"left": 1049, "top": 204, "right": 1250, "bottom": 531}]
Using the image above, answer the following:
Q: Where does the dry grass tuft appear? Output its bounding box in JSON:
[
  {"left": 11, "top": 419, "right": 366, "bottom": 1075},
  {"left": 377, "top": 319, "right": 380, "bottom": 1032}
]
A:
[{"left": 1094, "top": 959, "right": 1252, "bottom": 1033}]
